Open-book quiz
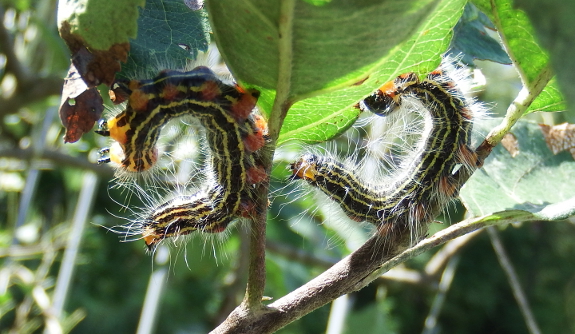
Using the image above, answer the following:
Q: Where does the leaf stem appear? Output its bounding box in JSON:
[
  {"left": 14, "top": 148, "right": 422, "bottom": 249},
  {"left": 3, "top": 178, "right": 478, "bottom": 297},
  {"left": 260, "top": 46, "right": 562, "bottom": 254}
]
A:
[
  {"left": 242, "top": 0, "right": 297, "bottom": 312},
  {"left": 267, "top": 0, "right": 296, "bottom": 144},
  {"left": 485, "top": 65, "right": 554, "bottom": 146}
]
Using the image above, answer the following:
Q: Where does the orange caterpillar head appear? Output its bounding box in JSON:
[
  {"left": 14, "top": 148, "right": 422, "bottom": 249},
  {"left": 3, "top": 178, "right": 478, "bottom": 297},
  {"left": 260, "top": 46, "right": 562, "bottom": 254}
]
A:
[
  {"left": 96, "top": 114, "right": 159, "bottom": 173},
  {"left": 290, "top": 154, "right": 320, "bottom": 181},
  {"left": 142, "top": 224, "right": 164, "bottom": 249}
]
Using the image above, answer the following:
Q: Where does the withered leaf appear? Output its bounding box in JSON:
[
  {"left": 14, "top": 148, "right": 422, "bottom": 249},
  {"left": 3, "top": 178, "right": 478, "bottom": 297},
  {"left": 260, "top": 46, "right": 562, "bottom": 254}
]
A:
[
  {"left": 501, "top": 132, "right": 520, "bottom": 157},
  {"left": 58, "top": 22, "right": 129, "bottom": 143},
  {"left": 539, "top": 123, "right": 575, "bottom": 159},
  {"left": 59, "top": 64, "right": 104, "bottom": 143},
  {"left": 59, "top": 22, "right": 129, "bottom": 87}
]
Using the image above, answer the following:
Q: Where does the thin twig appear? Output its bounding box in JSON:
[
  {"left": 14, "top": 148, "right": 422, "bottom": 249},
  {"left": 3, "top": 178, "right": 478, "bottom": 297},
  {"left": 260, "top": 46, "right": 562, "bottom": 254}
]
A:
[
  {"left": 424, "top": 230, "right": 480, "bottom": 277},
  {"left": 231, "top": 0, "right": 297, "bottom": 314},
  {"left": 487, "top": 227, "right": 542, "bottom": 334},
  {"left": 422, "top": 255, "right": 460, "bottom": 334},
  {"left": 0, "top": 147, "right": 114, "bottom": 177}
]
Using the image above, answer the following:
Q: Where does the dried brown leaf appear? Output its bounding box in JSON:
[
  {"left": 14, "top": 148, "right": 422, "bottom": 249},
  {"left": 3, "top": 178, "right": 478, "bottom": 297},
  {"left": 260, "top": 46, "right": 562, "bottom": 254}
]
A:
[
  {"left": 59, "top": 22, "right": 129, "bottom": 87},
  {"left": 58, "top": 21, "right": 130, "bottom": 143},
  {"left": 501, "top": 133, "right": 520, "bottom": 157},
  {"left": 539, "top": 123, "right": 575, "bottom": 159},
  {"left": 59, "top": 64, "right": 104, "bottom": 143}
]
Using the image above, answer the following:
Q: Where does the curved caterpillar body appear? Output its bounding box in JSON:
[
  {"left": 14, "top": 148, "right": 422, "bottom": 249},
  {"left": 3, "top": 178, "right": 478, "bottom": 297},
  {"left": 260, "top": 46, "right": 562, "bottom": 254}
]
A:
[
  {"left": 97, "top": 66, "right": 267, "bottom": 249},
  {"left": 291, "top": 63, "right": 480, "bottom": 231}
]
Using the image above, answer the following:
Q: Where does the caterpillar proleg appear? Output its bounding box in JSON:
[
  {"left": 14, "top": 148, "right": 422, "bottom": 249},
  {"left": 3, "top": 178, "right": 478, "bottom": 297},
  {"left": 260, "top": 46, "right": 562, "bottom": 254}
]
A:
[
  {"left": 97, "top": 66, "right": 268, "bottom": 249},
  {"left": 290, "top": 59, "right": 483, "bottom": 236}
]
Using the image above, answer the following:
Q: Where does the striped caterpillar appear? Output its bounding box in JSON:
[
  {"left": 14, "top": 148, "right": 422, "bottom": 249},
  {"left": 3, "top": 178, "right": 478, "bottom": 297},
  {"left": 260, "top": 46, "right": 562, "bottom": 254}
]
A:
[
  {"left": 96, "top": 66, "right": 267, "bottom": 249},
  {"left": 290, "top": 60, "right": 481, "bottom": 235}
]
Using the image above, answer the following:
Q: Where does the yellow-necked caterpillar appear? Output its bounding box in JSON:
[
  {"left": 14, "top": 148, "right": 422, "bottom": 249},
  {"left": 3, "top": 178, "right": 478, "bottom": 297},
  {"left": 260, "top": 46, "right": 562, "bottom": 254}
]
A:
[
  {"left": 290, "top": 60, "right": 482, "bottom": 234},
  {"left": 96, "top": 66, "right": 268, "bottom": 249}
]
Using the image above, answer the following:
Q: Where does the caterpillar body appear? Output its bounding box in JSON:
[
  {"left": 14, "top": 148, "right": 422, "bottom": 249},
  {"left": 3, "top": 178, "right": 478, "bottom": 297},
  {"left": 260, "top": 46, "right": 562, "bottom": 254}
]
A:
[
  {"left": 96, "top": 66, "right": 268, "bottom": 249},
  {"left": 290, "top": 61, "right": 481, "bottom": 233}
]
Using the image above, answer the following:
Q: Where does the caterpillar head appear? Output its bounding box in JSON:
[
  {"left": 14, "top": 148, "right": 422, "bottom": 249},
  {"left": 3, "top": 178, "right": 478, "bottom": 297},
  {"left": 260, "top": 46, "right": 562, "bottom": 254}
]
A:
[{"left": 290, "top": 154, "right": 320, "bottom": 182}]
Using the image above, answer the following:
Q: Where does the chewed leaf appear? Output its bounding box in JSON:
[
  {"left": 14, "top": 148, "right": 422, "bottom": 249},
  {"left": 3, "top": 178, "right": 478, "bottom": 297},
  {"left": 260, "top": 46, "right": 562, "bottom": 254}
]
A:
[
  {"left": 461, "top": 119, "right": 575, "bottom": 216},
  {"left": 119, "top": 0, "right": 211, "bottom": 79},
  {"left": 57, "top": 0, "right": 144, "bottom": 51}
]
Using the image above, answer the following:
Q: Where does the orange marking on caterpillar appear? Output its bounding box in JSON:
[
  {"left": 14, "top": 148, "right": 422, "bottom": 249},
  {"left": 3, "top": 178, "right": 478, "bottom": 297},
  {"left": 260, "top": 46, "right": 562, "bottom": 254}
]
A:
[
  {"left": 243, "top": 132, "right": 266, "bottom": 152},
  {"left": 129, "top": 89, "right": 150, "bottom": 112},
  {"left": 200, "top": 80, "right": 221, "bottom": 101},
  {"left": 143, "top": 226, "right": 162, "bottom": 247},
  {"left": 457, "top": 144, "right": 478, "bottom": 167},
  {"left": 252, "top": 114, "right": 269, "bottom": 136},
  {"left": 438, "top": 176, "right": 457, "bottom": 198},
  {"left": 377, "top": 80, "right": 398, "bottom": 97},
  {"left": 291, "top": 158, "right": 317, "bottom": 181},
  {"left": 231, "top": 93, "right": 258, "bottom": 121},
  {"left": 246, "top": 165, "right": 267, "bottom": 185},
  {"left": 162, "top": 83, "right": 181, "bottom": 101},
  {"left": 128, "top": 79, "right": 143, "bottom": 91}
]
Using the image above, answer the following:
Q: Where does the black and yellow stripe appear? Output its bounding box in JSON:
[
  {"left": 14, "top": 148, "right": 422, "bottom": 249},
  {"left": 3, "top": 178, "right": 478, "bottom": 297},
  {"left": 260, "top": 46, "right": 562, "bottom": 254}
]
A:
[
  {"left": 97, "top": 67, "right": 266, "bottom": 248},
  {"left": 291, "top": 67, "right": 477, "bottom": 228}
]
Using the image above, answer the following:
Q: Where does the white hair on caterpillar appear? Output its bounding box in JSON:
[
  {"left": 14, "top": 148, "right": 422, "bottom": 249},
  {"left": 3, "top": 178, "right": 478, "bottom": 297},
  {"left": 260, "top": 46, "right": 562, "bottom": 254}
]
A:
[{"left": 285, "top": 55, "right": 490, "bottom": 249}]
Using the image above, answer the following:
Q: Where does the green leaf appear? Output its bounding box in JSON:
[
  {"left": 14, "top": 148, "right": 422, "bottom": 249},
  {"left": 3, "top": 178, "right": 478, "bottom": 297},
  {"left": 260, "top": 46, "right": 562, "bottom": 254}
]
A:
[
  {"left": 208, "top": 0, "right": 468, "bottom": 144},
  {"left": 57, "top": 0, "right": 145, "bottom": 50},
  {"left": 120, "top": 0, "right": 211, "bottom": 78},
  {"left": 514, "top": 0, "right": 575, "bottom": 113},
  {"left": 473, "top": 0, "right": 548, "bottom": 85},
  {"left": 460, "top": 119, "right": 575, "bottom": 217},
  {"left": 526, "top": 77, "right": 567, "bottom": 113},
  {"left": 472, "top": 0, "right": 566, "bottom": 113}
]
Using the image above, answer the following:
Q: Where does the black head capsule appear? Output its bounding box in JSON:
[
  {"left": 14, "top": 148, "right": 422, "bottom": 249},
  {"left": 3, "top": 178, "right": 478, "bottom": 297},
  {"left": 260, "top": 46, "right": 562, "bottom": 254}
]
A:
[
  {"left": 97, "top": 147, "right": 111, "bottom": 164},
  {"left": 95, "top": 119, "right": 110, "bottom": 137},
  {"left": 97, "top": 156, "right": 111, "bottom": 165}
]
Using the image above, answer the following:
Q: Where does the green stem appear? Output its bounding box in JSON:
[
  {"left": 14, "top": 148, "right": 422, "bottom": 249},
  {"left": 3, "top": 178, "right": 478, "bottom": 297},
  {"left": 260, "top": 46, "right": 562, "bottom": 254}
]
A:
[{"left": 243, "top": 0, "right": 296, "bottom": 311}]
